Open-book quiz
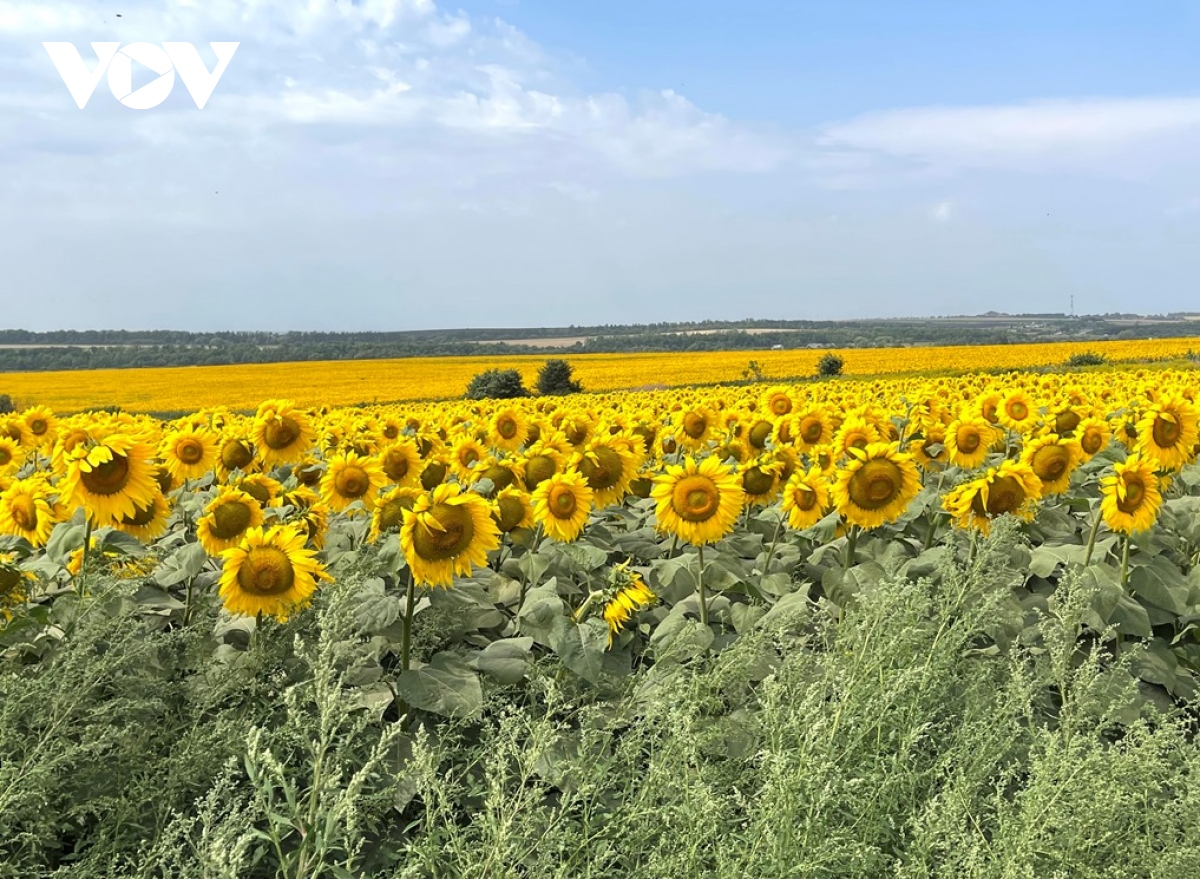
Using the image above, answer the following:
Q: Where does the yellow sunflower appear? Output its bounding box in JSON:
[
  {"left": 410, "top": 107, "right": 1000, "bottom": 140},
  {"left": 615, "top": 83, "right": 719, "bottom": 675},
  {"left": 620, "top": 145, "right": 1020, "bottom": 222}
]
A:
[
  {"left": 160, "top": 428, "right": 219, "bottom": 483},
  {"left": 216, "top": 435, "right": 257, "bottom": 478},
  {"left": 944, "top": 416, "right": 996, "bottom": 469},
  {"left": 0, "top": 477, "right": 65, "bottom": 547},
  {"left": 521, "top": 443, "right": 565, "bottom": 491},
  {"left": 401, "top": 483, "right": 500, "bottom": 587},
  {"left": 760, "top": 386, "right": 795, "bottom": 418},
  {"left": 1020, "top": 434, "right": 1081, "bottom": 496},
  {"left": 575, "top": 436, "right": 640, "bottom": 509},
  {"left": 650, "top": 454, "right": 743, "bottom": 546},
  {"left": 740, "top": 453, "right": 785, "bottom": 506},
  {"left": 22, "top": 405, "right": 57, "bottom": 449},
  {"left": 832, "top": 414, "right": 880, "bottom": 459},
  {"left": 602, "top": 571, "right": 656, "bottom": 647},
  {"left": 1135, "top": 395, "right": 1198, "bottom": 472},
  {"left": 909, "top": 425, "right": 949, "bottom": 470},
  {"left": 1076, "top": 416, "right": 1112, "bottom": 462},
  {"left": 112, "top": 489, "right": 172, "bottom": 542},
  {"left": 492, "top": 485, "right": 535, "bottom": 534},
  {"left": 678, "top": 406, "right": 716, "bottom": 448},
  {"left": 253, "top": 400, "right": 316, "bottom": 467},
  {"left": 997, "top": 390, "right": 1038, "bottom": 433},
  {"left": 60, "top": 434, "right": 159, "bottom": 526},
  {"left": 320, "top": 450, "right": 387, "bottom": 513},
  {"left": 218, "top": 524, "right": 330, "bottom": 621},
  {"left": 379, "top": 439, "right": 422, "bottom": 487},
  {"left": 943, "top": 459, "right": 1042, "bottom": 535},
  {"left": 532, "top": 470, "right": 594, "bottom": 543},
  {"left": 449, "top": 436, "right": 488, "bottom": 481},
  {"left": 780, "top": 466, "right": 830, "bottom": 530},
  {"left": 1100, "top": 453, "right": 1162, "bottom": 535},
  {"left": 793, "top": 408, "right": 832, "bottom": 450},
  {"left": 368, "top": 485, "right": 423, "bottom": 542},
  {"left": 0, "top": 437, "right": 19, "bottom": 475},
  {"left": 196, "top": 487, "right": 265, "bottom": 555},
  {"left": 831, "top": 443, "right": 921, "bottom": 530},
  {"left": 489, "top": 407, "right": 529, "bottom": 452},
  {"left": 235, "top": 473, "right": 282, "bottom": 507}
]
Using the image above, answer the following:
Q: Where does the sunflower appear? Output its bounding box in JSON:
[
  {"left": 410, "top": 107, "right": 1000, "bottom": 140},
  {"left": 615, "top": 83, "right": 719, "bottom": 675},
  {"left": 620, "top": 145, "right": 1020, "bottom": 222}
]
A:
[
  {"left": 650, "top": 454, "right": 743, "bottom": 546},
  {"left": 909, "top": 425, "right": 948, "bottom": 470},
  {"left": 449, "top": 436, "right": 488, "bottom": 482},
  {"left": 0, "top": 477, "right": 65, "bottom": 547},
  {"left": 1020, "top": 434, "right": 1081, "bottom": 496},
  {"left": 793, "top": 408, "right": 832, "bottom": 450},
  {"left": 22, "top": 406, "right": 57, "bottom": 449},
  {"left": 1135, "top": 395, "right": 1198, "bottom": 472},
  {"left": 740, "top": 453, "right": 785, "bottom": 506},
  {"left": 746, "top": 418, "right": 776, "bottom": 451},
  {"left": 492, "top": 485, "right": 535, "bottom": 533},
  {"left": 0, "top": 552, "right": 33, "bottom": 619},
  {"left": 1100, "top": 453, "right": 1162, "bottom": 535},
  {"left": 521, "top": 443, "right": 565, "bottom": 491},
  {"left": 419, "top": 456, "right": 450, "bottom": 490},
  {"left": 113, "top": 489, "right": 171, "bottom": 542},
  {"left": 368, "top": 485, "right": 423, "bottom": 542},
  {"left": 532, "top": 470, "right": 594, "bottom": 543},
  {"left": 944, "top": 416, "right": 995, "bottom": 469},
  {"left": 575, "top": 436, "right": 640, "bottom": 509},
  {"left": 0, "top": 437, "right": 19, "bottom": 475},
  {"left": 1076, "top": 416, "right": 1112, "bottom": 462},
  {"left": 218, "top": 524, "right": 330, "bottom": 621},
  {"left": 602, "top": 571, "right": 656, "bottom": 647},
  {"left": 0, "top": 416, "right": 31, "bottom": 450},
  {"left": 997, "top": 390, "right": 1038, "bottom": 433},
  {"left": 253, "top": 400, "right": 316, "bottom": 467},
  {"left": 780, "top": 466, "right": 830, "bottom": 530},
  {"left": 832, "top": 443, "right": 921, "bottom": 530},
  {"left": 320, "top": 450, "right": 386, "bottom": 513},
  {"left": 943, "top": 460, "right": 1042, "bottom": 535},
  {"left": 60, "top": 434, "right": 159, "bottom": 526},
  {"left": 760, "top": 386, "right": 795, "bottom": 418},
  {"left": 832, "top": 414, "right": 880, "bottom": 459},
  {"left": 401, "top": 483, "right": 500, "bottom": 587},
  {"left": 678, "top": 406, "right": 716, "bottom": 448},
  {"left": 196, "top": 487, "right": 265, "bottom": 555},
  {"left": 216, "top": 435, "right": 256, "bottom": 478},
  {"left": 379, "top": 439, "right": 421, "bottom": 487},
  {"left": 160, "top": 428, "right": 218, "bottom": 483},
  {"left": 235, "top": 473, "right": 282, "bottom": 507},
  {"left": 489, "top": 407, "right": 529, "bottom": 452}
]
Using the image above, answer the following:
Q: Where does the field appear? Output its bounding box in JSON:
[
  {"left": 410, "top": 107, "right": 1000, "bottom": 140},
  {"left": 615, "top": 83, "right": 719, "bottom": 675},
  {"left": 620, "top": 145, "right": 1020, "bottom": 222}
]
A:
[
  {"left": 3, "top": 334, "right": 1199, "bottom": 412},
  {"left": 2, "top": 361, "right": 1200, "bottom": 875}
]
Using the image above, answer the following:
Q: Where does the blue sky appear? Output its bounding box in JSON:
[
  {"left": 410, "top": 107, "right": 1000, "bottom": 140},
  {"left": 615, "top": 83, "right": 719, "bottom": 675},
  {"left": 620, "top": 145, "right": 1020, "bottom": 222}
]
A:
[{"left": 2, "top": 0, "right": 1200, "bottom": 331}]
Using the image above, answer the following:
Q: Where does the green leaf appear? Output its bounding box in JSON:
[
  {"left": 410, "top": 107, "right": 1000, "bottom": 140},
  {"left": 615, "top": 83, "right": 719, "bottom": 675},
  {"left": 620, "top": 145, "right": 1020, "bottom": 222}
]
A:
[
  {"left": 45, "top": 518, "right": 86, "bottom": 566},
  {"left": 649, "top": 610, "right": 713, "bottom": 663},
  {"left": 549, "top": 618, "right": 609, "bottom": 683},
  {"left": 517, "top": 579, "right": 566, "bottom": 646},
  {"left": 472, "top": 637, "right": 534, "bottom": 685},
  {"left": 354, "top": 590, "right": 401, "bottom": 633},
  {"left": 1028, "top": 538, "right": 1118, "bottom": 578},
  {"left": 1129, "top": 556, "right": 1196, "bottom": 617},
  {"left": 395, "top": 652, "right": 483, "bottom": 718},
  {"left": 154, "top": 542, "right": 208, "bottom": 587}
]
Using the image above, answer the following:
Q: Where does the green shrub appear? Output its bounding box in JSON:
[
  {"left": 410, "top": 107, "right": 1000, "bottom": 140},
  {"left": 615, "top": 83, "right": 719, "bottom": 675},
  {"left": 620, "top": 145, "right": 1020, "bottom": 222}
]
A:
[
  {"left": 0, "top": 394, "right": 13, "bottom": 414},
  {"left": 536, "top": 359, "right": 583, "bottom": 395},
  {"left": 465, "top": 368, "right": 530, "bottom": 400},
  {"left": 1066, "top": 351, "right": 1108, "bottom": 367},
  {"left": 817, "top": 352, "right": 844, "bottom": 377}
]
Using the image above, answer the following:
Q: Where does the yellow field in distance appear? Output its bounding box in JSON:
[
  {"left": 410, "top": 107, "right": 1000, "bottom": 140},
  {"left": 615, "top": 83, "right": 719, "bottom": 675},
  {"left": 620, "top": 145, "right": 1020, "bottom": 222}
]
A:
[{"left": 4, "top": 336, "right": 1197, "bottom": 413}]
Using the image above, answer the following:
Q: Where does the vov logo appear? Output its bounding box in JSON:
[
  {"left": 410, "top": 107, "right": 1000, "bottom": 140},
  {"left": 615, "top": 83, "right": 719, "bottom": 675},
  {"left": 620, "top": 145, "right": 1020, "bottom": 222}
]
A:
[{"left": 43, "top": 42, "right": 239, "bottom": 110}]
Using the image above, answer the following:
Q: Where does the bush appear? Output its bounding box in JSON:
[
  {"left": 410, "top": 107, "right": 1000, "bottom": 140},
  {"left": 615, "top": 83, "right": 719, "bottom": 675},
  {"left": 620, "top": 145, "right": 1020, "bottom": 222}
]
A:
[
  {"left": 465, "top": 368, "right": 530, "bottom": 400},
  {"left": 536, "top": 359, "right": 583, "bottom": 395},
  {"left": 1066, "top": 351, "right": 1108, "bottom": 367},
  {"left": 0, "top": 394, "right": 12, "bottom": 414},
  {"left": 817, "top": 353, "right": 845, "bottom": 377}
]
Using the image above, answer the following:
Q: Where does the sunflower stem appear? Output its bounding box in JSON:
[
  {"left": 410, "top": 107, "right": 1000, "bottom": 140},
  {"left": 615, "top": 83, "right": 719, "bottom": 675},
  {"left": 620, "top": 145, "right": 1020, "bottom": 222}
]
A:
[
  {"left": 1082, "top": 504, "right": 1103, "bottom": 566},
  {"left": 77, "top": 516, "right": 93, "bottom": 597},
  {"left": 763, "top": 517, "right": 784, "bottom": 575},
  {"left": 1120, "top": 534, "right": 1131, "bottom": 587},
  {"left": 183, "top": 575, "right": 194, "bottom": 627},
  {"left": 843, "top": 525, "right": 858, "bottom": 572},
  {"left": 668, "top": 534, "right": 679, "bottom": 559},
  {"left": 401, "top": 571, "right": 416, "bottom": 673},
  {"left": 696, "top": 543, "right": 709, "bottom": 628}
]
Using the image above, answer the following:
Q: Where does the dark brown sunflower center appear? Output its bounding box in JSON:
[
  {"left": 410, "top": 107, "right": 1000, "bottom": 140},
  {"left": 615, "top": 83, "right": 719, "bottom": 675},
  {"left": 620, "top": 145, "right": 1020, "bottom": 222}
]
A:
[
  {"left": 972, "top": 475, "right": 1025, "bottom": 517},
  {"left": 524, "top": 455, "right": 557, "bottom": 489},
  {"left": 458, "top": 448, "right": 480, "bottom": 468},
  {"left": 0, "top": 447, "right": 12, "bottom": 467},
  {"left": 420, "top": 461, "right": 447, "bottom": 490},
  {"left": 481, "top": 465, "right": 515, "bottom": 493},
  {"left": 0, "top": 566, "right": 22, "bottom": 592},
  {"left": 580, "top": 447, "right": 624, "bottom": 492},
  {"left": 497, "top": 417, "right": 518, "bottom": 439},
  {"left": 81, "top": 454, "right": 131, "bottom": 496},
  {"left": 383, "top": 424, "right": 400, "bottom": 439},
  {"left": 742, "top": 467, "right": 775, "bottom": 496},
  {"left": 801, "top": 418, "right": 824, "bottom": 444},
  {"left": 682, "top": 413, "right": 708, "bottom": 439},
  {"left": 844, "top": 432, "right": 870, "bottom": 452},
  {"left": 381, "top": 448, "right": 411, "bottom": 482},
  {"left": 1055, "top": 410, "right": 1081, "bottom": 434},
  {"left": 956, "top": 426, "right": 981, "bottom": 453},
  {"left": 221, "top": 439, "right": 254, "bottom": 471},
  {"left": 1152, "top": 415, "right": 1181, "bottom": 448},
  {"left": 177, "top": 439, "right": 205, "bottom": 464},
  {"left": 237, "top": 547, "right": 295, "bottom": 596},
  {"left": 211, "top": 500, "right": 254, "bottom": 539},
  {"left": 672, "top": 475, "right": 720, "bottom": 523},
  {"left": 748, "top": 420, "right": 774, "bottom": 449},
  {"left": 566, "top": 422, "right": 589, "bottom": 445},
  {"left": 848, "top": 459, "right": 902, "bottom": 511},
  {"left": 495, "top": 496, "right": 526, "bottom": 532},
  {"left": 1117, "top": 478, "right": 1146, "bottom": 514},
  {"left": 376, "top": 497, "right": 413, "bottom": 533},
  {"left": 29, "top": 419, "right": 47, "bottom": 435},
  {"left": 413, "top": 504, "right": 475, "bottom": 561},
  {"left": 10, "top": 496, "right": 38, "bottom": 531},
  {"left": 335, "top": 465, "right": 370, "bottom": 499},
  {"left": 794, "top": 484, "right": 818, "bottom": 511},
  {"left": 632, "top": 425, "right": 655, "bottom": 453},
  {"left": 1081, "top": 429, "right": 1105, "bottom": 455},
  {"left": 1031, "top": 446, "right": 1069, "bottom": 482},
  {"left": 1007, "top": 401, "right": 1028, "bottom": 421},
  {"left": 122, "top": 499, "right": 159, "bottom": 527},
  {"left": 263, "top": 416, "right": 301, "bottom": 451}
]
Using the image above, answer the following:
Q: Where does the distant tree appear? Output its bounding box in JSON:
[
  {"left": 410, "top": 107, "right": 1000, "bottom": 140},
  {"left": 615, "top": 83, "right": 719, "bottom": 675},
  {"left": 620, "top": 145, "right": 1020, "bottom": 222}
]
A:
[
  {"left": 536, "top": 359, "right": 583, "bottom": 395},
  {"left": 817, "top": 353, "right": 845, "bottom": 377},
  {"left": 0, "top": 394, "right": 13, "bottom": 414},
  {"left": 465, "top": 368, "right": 530, "bottom": 400},
  {"left": 1065, "top": 351, "right": 1107, "bottom": 367}
]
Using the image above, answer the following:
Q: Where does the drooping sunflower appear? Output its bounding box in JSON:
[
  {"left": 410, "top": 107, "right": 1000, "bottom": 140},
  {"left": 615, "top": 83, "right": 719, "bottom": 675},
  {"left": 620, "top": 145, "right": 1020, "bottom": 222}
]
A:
[
  {"left": 218, "top": 524, "right": 330, "bottom": 621},
  {"left": 489, "top": 407, "right": 529, "bottom": 452},
  {"left": 160, "top": 427, "right": 219, "bottom": 483},
  {"left": 532, "top": 470, "right": 594, "bottom": 543},
  {"left": 943, "top": 459, "right": 1042, "bottom": 535},
  {"left": 0, "top": 437, "right": 19, "bottom": 476},
  {"left": 1020, "top": 434, "right": 1081, "bottom": 496},
  {"left": 492, "top": 485, "right": 535, "bottom": 534},
  {"left": 60, "top": 434, "right": 159, "bottom": 526},
  {"left": 368, "top": 485, "right": 423, "bottom": 542},
  {"left": 196, "top": 487, "right": 265, "bottom": 555},
  {"left": 401, "top": 483, "right": 500, "bottom": 587},
  {"left": 379, "top": 439, "right": 422, "bottom": 487},
  {"left": 944, "top": 416, "right": 996, "bottom": 469},
  {"left": 780, "top": 465, "right": 830, "bottom": 530},
  {"left": 113, "top": 489, "right": 172, "bottom": 542},
  {"left": 1100, "top": 453, "right": 1162, "bottom": 535},
  {"left": 320, "top": 450, "right": 387, "bottom": 513},
  {"left": 650, "top": 454, "right": 744, "bottom": 546},
  {"left": 831, "top": 443, "right": 922, "bottom": 530},
  {"left": 602, "top": 569, "right": 656, "bottom": 647},
  {"left": 0, "top": 477, "right": 65, "bottom": 547},
  {"left": 1135, "top": 395, "right": 1198, "bottom": 472},
  {"left": 1075, "top": 416, "right": 1112, "bottom": 462},
  {"left": 0, "top": 551, "right": 33, "bottom": 619},
  {"left": 253, "top": 400, "right": 316, "bottom": 468}
]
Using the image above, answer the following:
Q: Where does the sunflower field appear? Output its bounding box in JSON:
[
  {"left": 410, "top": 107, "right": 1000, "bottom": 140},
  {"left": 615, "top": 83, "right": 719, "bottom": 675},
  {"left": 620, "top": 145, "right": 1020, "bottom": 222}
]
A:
[{"left": 3, "top": 366, "right": 1200, "bottom": 876}]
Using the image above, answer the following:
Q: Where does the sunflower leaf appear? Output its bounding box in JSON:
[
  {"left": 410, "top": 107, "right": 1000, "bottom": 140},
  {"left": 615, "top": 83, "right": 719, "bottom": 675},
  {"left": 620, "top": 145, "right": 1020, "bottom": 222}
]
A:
[{"left": 154, "top": 542, "right": 208, "bottom": 587}]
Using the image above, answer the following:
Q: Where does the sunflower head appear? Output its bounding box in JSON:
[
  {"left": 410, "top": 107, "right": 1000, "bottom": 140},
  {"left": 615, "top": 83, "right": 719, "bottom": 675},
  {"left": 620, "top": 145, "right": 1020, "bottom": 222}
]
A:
[
  {"left": 401, "top": 483, "right": 500, "bottom": 587},
  {"left": 532, "top": 470, "right": 594, "bottom": 543},
  {"left": 1100, "top": 453, "right": 1163, "bottom": 535},
  {"left": 218, "top": 524, "right": 330, "bottom": 621},
  {"left": 650, "top": 454, "right": 744, "bottom": 546},
  {"left": 832, "top": 443, "right": 921, "bottom": 531}
]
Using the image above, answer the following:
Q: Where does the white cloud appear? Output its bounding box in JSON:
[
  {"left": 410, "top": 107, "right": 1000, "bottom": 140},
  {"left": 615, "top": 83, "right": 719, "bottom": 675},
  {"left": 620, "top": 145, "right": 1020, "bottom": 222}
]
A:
[{"left": 930, "top": 200, "right": 953, "bottom": 223}]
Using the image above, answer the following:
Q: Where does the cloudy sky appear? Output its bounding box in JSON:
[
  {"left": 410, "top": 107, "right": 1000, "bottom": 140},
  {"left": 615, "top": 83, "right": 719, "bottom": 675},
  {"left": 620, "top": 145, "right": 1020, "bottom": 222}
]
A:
[{"left": 3, "top": 0, "right": 1200, "bottom": 331}]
